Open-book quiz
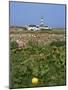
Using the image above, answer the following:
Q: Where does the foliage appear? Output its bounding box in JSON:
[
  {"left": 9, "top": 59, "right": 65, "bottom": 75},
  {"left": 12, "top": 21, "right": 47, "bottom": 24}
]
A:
[
  {"left": 10, "top": 41, "right": 18, "bottom": 50},
  {"left": 10, "top": 40, "right": 66, "bottom": 89},
  {"left": 50, "top": 40, "right": 65, "bottom": 47}
]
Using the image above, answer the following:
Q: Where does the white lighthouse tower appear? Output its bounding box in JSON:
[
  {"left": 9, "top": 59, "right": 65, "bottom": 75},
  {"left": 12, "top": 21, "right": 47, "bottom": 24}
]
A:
[
  {"left": 40, "top": 17, "right": 44, "bottom": 26},
  {"left": 39, "top": 17, "right": 50, "bottom": 30}
]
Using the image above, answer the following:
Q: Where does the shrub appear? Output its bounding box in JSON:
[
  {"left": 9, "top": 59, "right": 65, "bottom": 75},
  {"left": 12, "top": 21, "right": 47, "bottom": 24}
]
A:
[
  {"left": 10, "top": 39, "right": 66, "bottom": 88},
  {"left": 50, "top": 40, "right": 65, "bottom": 47},
  {"left": 10, "top": 41, "right": 18, "bottom": 50}
]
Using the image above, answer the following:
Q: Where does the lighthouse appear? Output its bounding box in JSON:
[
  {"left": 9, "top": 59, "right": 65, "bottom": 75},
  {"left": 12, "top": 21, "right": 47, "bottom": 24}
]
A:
[
  {"left": 40, "top": 17, "right": 44, "bottom": 26},
  {"left": 39, "top": 17, "right": 50, "bottom": 30}
]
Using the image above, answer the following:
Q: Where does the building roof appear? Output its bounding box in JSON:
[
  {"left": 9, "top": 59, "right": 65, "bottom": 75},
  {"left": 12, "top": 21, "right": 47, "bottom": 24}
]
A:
[{"left": 28, "top": 24, "right": 37, "bottom": 27}]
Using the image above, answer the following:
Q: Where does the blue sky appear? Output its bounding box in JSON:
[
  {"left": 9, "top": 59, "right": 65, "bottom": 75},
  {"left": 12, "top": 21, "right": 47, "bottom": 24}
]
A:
[{"left": 9, "top": 1, "right": 66, "bottom": 28}]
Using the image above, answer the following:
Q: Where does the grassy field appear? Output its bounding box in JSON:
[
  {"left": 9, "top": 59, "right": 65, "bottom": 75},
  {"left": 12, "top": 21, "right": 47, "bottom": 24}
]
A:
[{"left": 9, "top": 28, "right": 66, "bottom": 89}]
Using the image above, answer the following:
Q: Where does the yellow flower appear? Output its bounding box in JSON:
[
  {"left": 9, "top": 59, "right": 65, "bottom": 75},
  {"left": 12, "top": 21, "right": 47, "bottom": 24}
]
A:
[{"left": 32, "top": 77, "right": 39, "bottom": 85}]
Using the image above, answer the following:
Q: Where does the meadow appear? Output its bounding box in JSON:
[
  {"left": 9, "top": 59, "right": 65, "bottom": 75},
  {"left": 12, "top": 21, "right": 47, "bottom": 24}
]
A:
[{"left": 9, "top": 28, "right": 66, "bottom": 88}]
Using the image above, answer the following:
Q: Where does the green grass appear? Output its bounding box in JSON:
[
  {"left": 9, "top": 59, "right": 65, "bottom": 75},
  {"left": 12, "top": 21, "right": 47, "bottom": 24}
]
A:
[{"left": 10, "top": 40, "right": 66, "bottom": 89}]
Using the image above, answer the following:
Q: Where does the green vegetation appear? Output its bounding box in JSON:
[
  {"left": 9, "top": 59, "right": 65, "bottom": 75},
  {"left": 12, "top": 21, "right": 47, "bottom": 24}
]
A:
[
  {"left": 10, "top": 39, "right": 66, "bottom": 89},
  {"left": 10, "top": 28, "right": 64, "bottom": 34},
  {"left": 10, "top": 41, "right": 18, "bottom": 50},
  {"left": 50, "top": 40, "right": 65, "bottom": 47}
]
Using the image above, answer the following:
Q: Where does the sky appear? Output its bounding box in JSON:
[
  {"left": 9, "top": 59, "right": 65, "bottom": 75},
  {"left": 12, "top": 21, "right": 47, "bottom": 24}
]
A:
[{"left": 9, "top": 1, "right": 66, "bottom": 28}]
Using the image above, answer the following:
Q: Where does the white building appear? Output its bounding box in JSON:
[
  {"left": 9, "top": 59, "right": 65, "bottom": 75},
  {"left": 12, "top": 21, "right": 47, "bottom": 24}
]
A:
[
  {"left": 26, "top": 17, "right": 52, "bottom": 31},
  {"left": 26, "top": 25, "right": 39, "bottom": 31}
]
